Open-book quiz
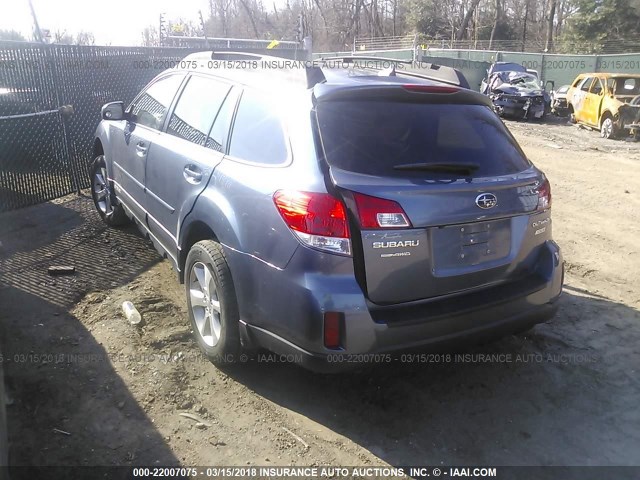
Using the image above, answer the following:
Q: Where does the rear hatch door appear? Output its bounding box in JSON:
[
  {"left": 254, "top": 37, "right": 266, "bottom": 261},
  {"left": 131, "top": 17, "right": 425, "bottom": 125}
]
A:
[{"left": 315, "top": 88, "right": 549, "bottom": 304}]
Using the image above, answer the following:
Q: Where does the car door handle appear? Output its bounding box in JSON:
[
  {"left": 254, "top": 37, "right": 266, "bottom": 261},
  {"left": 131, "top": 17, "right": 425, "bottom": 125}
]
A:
[
  {"left": 136, "top": 141, "right": 148, "bottom": 157},
  {"left": 183, "top": 165, "right": 203, "bottom": 184}
]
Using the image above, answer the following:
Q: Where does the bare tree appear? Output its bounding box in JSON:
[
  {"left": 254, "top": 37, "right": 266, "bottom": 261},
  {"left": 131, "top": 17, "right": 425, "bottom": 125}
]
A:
[
  {"left": 456, "top": 0, "right": 482, "bottom": 40},
  {"left": 489, "top": 0, "right": 501, "bottom": 49},
  {"left": 141, "top": 26, "right": 160, "bottom": 46},
  {"left": 75, "top": 31, "right": 95, "bottom": 45},
  {"left": 238, "top": 0, "right": 261, "bottom": 38},
  {"left": 52, "top": 30, "right": 74, "bottom": 44},
  {"left": 0, "top": 29, "right": 28, "bottom": 41},
  {"left": 544, "top": 0, "right": 557, "bottom": 51}
]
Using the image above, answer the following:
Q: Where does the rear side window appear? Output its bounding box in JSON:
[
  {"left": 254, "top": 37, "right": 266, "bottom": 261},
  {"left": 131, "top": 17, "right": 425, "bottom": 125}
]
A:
[
  {"left": 228, "top": 89, "right": 289, "bottom": 165},
  {"left": 616, "top": 78, "right": 640, "bottom": 95},
  {"left": 130, "top": 74, "right": 184, "bottom": 130},
  {"left": 167, "top": 75, "right": 231, "bottom": 146},
  {"left": 316, "top": 102, "right": 531, "bottom": 178}
]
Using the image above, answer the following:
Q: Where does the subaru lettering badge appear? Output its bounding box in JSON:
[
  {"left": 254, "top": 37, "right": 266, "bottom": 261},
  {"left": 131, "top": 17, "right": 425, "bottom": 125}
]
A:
[{"left": 475, "top": 193, "right": 497, "bottom": 209}]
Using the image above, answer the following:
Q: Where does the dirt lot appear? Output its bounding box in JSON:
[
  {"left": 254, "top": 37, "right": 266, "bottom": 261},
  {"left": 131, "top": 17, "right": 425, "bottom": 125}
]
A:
[{"left": 1, "top": 118, "right": 640, "bottom": 475}]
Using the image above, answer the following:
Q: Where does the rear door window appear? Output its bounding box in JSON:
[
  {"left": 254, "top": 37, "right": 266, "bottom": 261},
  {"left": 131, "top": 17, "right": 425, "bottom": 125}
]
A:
[
  {"left": 207, "top": 88, "right": 239, "bottom": 152},
  {"left": 590, "top": 79, "right": 604, "bottom": 95},
  {"left": 166, "top": 75, "right": 231, "bottom": 146},
  {"left": 316, "top": 102, "right": 531, "bottom": 178}
]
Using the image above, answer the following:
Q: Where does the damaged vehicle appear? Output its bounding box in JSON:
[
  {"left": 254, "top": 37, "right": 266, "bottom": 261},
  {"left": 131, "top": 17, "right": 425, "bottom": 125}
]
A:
[
  {"left": 90, "top": 52, "right": 562, "bottom": 371},
  {"left": 481, "top": 62, "right": 550, "bottom": 120},
  {"left": 567, "top": 73, "right": 640, "bottom": 139},
  {"left": 550, "top": 85, "right": 571, "bottom": 117}
]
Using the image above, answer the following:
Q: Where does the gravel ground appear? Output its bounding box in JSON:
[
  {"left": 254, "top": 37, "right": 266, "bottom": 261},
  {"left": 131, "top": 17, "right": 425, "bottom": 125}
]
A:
[{"left": 0, "top": 118, "right": 639, "bottom": 476}]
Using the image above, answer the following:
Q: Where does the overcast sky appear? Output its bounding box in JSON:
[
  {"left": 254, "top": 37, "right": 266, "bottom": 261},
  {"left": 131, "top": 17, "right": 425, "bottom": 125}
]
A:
[{"left": 1, "top": 0, "right": 212, "bottom": 45}]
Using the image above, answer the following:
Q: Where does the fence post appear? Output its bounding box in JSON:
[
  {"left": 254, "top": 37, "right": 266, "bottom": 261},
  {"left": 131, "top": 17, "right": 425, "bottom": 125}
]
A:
[
  {"left": 43, "top": 44, "right": 74, "bottom": 195},
  {"left": 59, "top": 105, "right": 81, "bottom": 194}
]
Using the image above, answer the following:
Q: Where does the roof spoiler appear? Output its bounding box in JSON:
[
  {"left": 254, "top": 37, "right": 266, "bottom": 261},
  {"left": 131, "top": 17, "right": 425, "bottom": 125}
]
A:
[
  {"left": 318, "top": 55, "right": 413, "bottom": 65},
  {"left": 317, "top": 55, "right": 469, "bottom": 89}
]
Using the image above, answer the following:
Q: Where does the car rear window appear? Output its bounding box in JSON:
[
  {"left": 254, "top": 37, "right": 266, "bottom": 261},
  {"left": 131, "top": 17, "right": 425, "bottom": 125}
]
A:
[
  {"left": 316, "top": 101, "right": 531, "bottom": 178},
  {"left": 615, "top": 78, "right": 640, "bottom": 95}
]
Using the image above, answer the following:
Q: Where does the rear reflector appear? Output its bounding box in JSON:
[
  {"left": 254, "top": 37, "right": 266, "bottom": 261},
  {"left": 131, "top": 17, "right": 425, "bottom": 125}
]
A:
[
  {"left": 352, "top": 192, "right": 411, "bottom": 229},
  {"left": 403, "top": 85, "right": 459, "bottom": 94},
  {"left": 323, "top": 312, "right": 342, "bottom": 349},
  {"left": 536, "top": 179, "right": 552, "bottom": 210},
  {"left": 273, "top": 190, "right": 351, "bottom": 255}
]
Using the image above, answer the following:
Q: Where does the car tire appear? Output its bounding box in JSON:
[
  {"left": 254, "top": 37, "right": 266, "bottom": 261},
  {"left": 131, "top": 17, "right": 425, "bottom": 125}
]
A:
[
  {"left": 600, "top": 116, "right": 618, "bottom": 140},
  {"left": 90, "top": 155, "right": 128, "bottom": 226},
  {"left": 185, "top": 240, "right": 241, "bottom": 366}
]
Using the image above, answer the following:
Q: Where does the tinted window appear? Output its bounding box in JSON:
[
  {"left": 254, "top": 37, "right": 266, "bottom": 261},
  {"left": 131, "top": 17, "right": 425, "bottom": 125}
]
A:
[
  {"left": 317, "top": 102, "right": 531, "bottom": 178},
  {"left": 228, "top": 89, "right": 288, "bottom": 165},
  {"left": 167, "top": 75, "right": 230, "bottom": 146},
  {"left": 130, "top": 75, "right": 183, "bottom": 130}
]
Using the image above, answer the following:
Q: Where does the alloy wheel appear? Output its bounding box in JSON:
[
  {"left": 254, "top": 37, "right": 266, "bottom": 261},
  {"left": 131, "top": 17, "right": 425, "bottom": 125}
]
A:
[
  {"left": 189, "top": 261, "right": 222, "bottom": 347},
  {"left": 601, "top": 118, "right": 614, "bottom": 139},
  {"left": 93, "top": 166, "right": 113, "bottom": 216}
]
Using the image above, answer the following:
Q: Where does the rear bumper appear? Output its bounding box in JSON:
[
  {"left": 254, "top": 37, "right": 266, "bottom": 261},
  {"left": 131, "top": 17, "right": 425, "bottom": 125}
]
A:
[
  {"left": 233, "top": 240, "right": 564, "bottom": 373},
  {"left": 245, "top": 298, "right": 559, "bottom": 373}
]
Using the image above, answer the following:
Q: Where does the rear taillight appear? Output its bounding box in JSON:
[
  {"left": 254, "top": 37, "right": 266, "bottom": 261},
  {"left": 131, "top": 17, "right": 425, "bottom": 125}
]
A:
[
  {"left": 273, "top": 190, "right": 351, "bottom": 255},
  {"left": 536, "top": 179, "right": 552, "bottom": 210},
  {"left": 352, "top": 192, "right": 411, "bottom": 229}
]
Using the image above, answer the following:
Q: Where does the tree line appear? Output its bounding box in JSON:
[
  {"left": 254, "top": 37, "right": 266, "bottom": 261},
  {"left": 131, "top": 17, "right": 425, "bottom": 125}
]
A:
[
  {"left": 2, "top": 0, "right": 639, "bottom": 53},
  {"left": 198, "top": 0, "right": 640, "bottom": 53}
]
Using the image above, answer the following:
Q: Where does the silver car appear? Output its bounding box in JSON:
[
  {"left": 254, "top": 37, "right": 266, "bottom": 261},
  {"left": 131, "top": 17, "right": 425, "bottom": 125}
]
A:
[{"left": 91, "top": 53, "right": 563, "bottom": 371}]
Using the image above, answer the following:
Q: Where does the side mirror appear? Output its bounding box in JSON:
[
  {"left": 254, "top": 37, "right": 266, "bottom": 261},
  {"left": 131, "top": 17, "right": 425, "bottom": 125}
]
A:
[
  {"left": 545, "top": 80, "right": 555, "bottom": 91},
  {"left": 101, "top": 101, "right": 124, "bottom": 121}
]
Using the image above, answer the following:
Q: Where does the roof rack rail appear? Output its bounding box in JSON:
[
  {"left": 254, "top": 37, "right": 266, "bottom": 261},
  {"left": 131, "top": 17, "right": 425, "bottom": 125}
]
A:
[{"left": 181, "top": 51, "right": 326, "bottom": 89}]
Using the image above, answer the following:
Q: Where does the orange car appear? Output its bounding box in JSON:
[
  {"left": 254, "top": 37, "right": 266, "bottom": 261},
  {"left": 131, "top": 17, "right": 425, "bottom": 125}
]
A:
[{"left": 567, "top": 73, "right": 640, "bottom": 139}]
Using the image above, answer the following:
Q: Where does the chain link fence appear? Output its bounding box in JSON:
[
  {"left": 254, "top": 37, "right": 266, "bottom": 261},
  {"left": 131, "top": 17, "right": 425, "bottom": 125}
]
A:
[
  {"left": 353, "top": 35, "right": 640, "bottom": 55},
  {"left": 0, "top": 41, "right": 305, "bottom": 212}
]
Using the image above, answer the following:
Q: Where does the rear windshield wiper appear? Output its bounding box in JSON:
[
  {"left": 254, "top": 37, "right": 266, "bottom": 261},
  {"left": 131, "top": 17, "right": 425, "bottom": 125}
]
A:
[{"left": 392, "top": 162, "right": 480, "bottom": 174}]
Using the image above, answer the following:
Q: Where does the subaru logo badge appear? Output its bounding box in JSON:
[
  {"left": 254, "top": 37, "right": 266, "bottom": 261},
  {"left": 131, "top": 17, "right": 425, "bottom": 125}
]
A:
[{"left": 475, "top": 193, "right": 497, "bottom": 209}]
